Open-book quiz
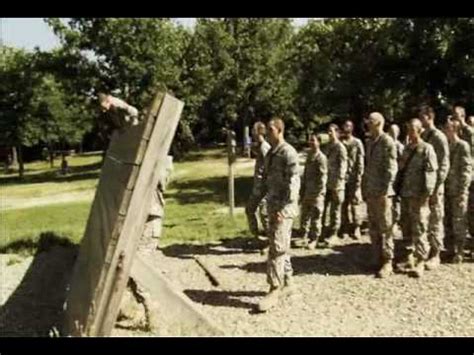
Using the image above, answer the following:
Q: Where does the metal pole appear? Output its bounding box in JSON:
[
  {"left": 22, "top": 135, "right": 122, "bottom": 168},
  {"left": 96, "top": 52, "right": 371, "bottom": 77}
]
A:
[{"left": 227, "top": 130, "right": 236, "bottom": 218}]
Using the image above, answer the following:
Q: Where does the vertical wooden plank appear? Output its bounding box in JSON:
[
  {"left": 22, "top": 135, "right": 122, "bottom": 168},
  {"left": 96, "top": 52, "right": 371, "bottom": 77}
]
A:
[{"left": 63, "top": 91, "right": 182, "bottom": 337}]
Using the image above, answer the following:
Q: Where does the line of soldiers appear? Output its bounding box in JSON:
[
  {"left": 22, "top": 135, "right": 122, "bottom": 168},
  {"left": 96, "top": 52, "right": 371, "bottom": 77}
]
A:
[{"left": 247, "top": 105, "right": 474, "bottom": 312}]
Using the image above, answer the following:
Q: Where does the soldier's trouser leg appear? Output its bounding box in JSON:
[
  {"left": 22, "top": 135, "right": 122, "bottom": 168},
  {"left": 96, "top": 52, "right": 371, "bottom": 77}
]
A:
[
  {"left": 446, "top": 194, "right": 469, "bottom": 255},
  {"left": 400, "top": 198, "right": 412, "bottom": 249},
  {"left": 392, "top": 196, "right": 401, "bottom": 227},
  {"left": 326, "top": 189, "right": 344, "bottom": 237},
  {"left": 309, "top": 195, "right": 325, "bottom": 240},
  {"left": 267, "top": 214, "right": 294, "bottom": 289},
  {"left": 300, "top": 201, "right": 312, "bottom": 239},
  {"left": 246, "top": 194, "right": 262, "bottom": 237},
  {"left": 404, "top": 197, "right": 430, "bottom": 261},
  {"left": 258, "top": 197, "right": 269, "bottom": 234},
  {"left": 427, "top": 191, "right": 445, "bottom": 255},
  {"left": 469, "top": 182, "right": 474, "bottom": 240},
  {"left": 367, "top": 196, "right": 394, "bottom": 265}
]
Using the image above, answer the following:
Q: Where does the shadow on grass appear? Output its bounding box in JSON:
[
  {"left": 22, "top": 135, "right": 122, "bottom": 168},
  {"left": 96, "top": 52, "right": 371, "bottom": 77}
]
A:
[
  {"left": 170, "top": 175, "right": 253, "bottom": 206},
  {"left": 0, "top": 232, "right": 78, "bottom": 337},
  {"left": 183, "top": 289, "right": 265, "bottom": 310},
  {"left": 0, "top": 161, "right": 102, "bottom": 185}
]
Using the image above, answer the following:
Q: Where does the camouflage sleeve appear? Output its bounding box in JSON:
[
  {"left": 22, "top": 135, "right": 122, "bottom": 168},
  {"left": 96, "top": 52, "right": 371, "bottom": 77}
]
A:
[
  {"left": 316, "top": 154, "right": 328, "bottom": 194},
  {"left": 354, "top": 139, "right": 365, "bottom": 183},
  {"left": 433, "top": 133, "right": 450, "bottom": 188},
  {"left": 281, "top": 149, "right": 301, "bottom": 217},
  {"left": 424, "top": 145, "right": 439, "bottom": 196},
  {"left": 459, "top": 143, "right": 472, "bottom": 193},
  {"left": 381, "top": 138, "right": 398, "bottom": 194},
  {"left": 337, "top": 144, "right": 348, "bottom": 185}
]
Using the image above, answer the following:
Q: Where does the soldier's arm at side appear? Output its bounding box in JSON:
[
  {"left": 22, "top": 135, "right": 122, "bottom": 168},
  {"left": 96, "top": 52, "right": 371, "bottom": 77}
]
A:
[
  {"left": 354, "top": 140, "right": 365, "bottom": 183},
  {"left": 316, "top": 154, "right": 328, "bottom": 194},
  {"left": 381, "top": 138, "right": 398, "bottom": 196},
  {"left": 424, "top": 145, "right": 439, "bottom": 197},
  {"left": 459, "top": 144, "right": 472, "bottom": 194},
  {"left": 280, "top": 149, "right": 300, "bottom": 218},
  {"left": 337, "top": 145, "right": 348, "bottom": 183},
  {"left": 434, "top": 134, "right": 450, "bottom": 188}
]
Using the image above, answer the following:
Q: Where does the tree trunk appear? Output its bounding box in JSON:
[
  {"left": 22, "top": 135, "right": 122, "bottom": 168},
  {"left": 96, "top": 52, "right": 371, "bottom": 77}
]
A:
[
  {"left": 49, "top": 144, "right": 54, "bottom": 168},
  {"left": 17, "top": 145, "right": 24, "bottom": 179},
  {"left": 11, "top": 146, "right": 18, "bottom": 168}
]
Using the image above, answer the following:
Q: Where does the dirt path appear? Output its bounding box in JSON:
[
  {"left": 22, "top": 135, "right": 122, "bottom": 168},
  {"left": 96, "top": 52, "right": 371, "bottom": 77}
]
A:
[{"left": 2, "top": 190, "right": 94, "bottom": 211}]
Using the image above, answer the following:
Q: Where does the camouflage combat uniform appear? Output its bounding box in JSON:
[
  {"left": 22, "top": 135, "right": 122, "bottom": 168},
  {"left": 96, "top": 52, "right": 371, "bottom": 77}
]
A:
[
  {"left": 300, "top": 149, "right": 328, "bottom": 241},
  {"left": 445, "top": 138, "right": 472, "bottom": 258},
  {"left": 421, "top": 127, "right": 450, "bottom": 256},
  {"left": 458, "top": 124, "right": 474, "bottom": 242},
  {"left": 399, "top": 141, "right": 438, "bottom": 263},
  {"left": 341, "top": 136, "right": 365, "bottom": 236},
  {"left": 107, "top": 96, "right": 140, "bottom": 127},
  {"left": 392, "top": 139, "right": 405, "bottom": 226},
  {"left": 323, "top": 141, "right": 348, "bottom": 239},
  {"left": 262, "top": 141, "right": 300, "bottom": 289},
  {"left": 362, "top": 133, "right": 398, "bottom": 265},
  {"left": 245, "top": 139, "right": 271, "bottom": 237},
  {"left": 143, "top": 156, "right": 174, "bottom": 242}
]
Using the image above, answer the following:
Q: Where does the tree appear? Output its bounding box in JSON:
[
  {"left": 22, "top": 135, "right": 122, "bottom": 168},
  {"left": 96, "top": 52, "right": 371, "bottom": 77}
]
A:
[{"left": 0, "top": 46, "right": 41, "bottom": 178}]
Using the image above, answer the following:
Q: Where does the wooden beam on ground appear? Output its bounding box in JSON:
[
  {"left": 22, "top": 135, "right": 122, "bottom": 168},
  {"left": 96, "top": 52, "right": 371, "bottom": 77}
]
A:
[{"left": 130, "top": 255, "right": 224, "bottom": 336}]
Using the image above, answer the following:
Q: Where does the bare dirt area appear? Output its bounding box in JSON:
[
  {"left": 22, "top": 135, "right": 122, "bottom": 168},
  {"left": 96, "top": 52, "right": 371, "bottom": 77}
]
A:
[
  {"left": 119, "top": 232, "right": 474, "bottom": 337},
  {"left": 2, "top": 233, "right": 473, "bottom": 337}
]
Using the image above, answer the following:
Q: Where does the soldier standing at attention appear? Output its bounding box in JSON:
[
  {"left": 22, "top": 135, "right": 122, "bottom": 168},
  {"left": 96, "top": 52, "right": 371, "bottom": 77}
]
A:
[
  {"left": 362, "top": 113, "right": 398, "bottom": 278},
  {"left": 388, "top": 124, "right": 404, "bottom": 231},
  {"left": 321, "top": 124, "right": 348, "bottom": 246},
  {"left": 451, "top": 105, "right": 474, "bottom": 257},
  {"left": 444, "top": 119, "right": 472, "bottom": 263},
  {"left": 396, "top": 119, "right": 438, "bottom": 278},
  {"left": 257, "top": 118, "right": 300, "bottom": 313},
  {"left": 418, "top": 105, "right": 450, "bottom": 270},
  {"left": 245, "top": 121, "right": 271, "bottom": 242},
  {"left": 341, "top": 120, "right": 365, "bottom": 240},
  {"left": 299, "top": 134, "right": 328, "bottom": 250}
]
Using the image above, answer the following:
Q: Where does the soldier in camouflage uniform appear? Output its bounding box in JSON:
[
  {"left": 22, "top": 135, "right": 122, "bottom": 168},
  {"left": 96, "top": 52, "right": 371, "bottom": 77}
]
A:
[
  {"left": 245, "top": 122, "right": 271, "bottom": 241},
  {"left": 257, "top": 118, "right": 300, "bottom": 313},
  {"left": 362, "top": 113, "right": 398, "bottom": 278},
  {"left": 397, "top": 119, "right": 438, "bottom": 278},
  {"left": 99, "top": 92, "right": 140, "bottom": 127},
  {"left": 299, "top": 134, "right": 327, "bottom": 250},
  {"left": 388, "top": 124, "right": 404, "bottom": 230},
  {"left": 322, "top": 124, "right": 348, "bottom": 246},
  {"left": 444, "top": 119, "right": 472, "bottom": 263},
  {"left": 418, "top": 105, "right": 450, "bottom": 270},
  {"left": 341, "top": 120, "right": 365, "bottom": 239},
  {"left": 452, "top": 106, "right": 474, "bottom": 256}
]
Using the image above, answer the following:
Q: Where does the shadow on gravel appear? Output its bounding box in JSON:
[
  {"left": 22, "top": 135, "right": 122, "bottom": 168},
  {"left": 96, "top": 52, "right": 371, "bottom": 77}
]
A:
[
  {"left": 225, "top": 241, "right": 377, "bottom": 276},
  {"left": 0, "top": 232, "right": 78, "bottom": 337},
  {"left": 160, "top": 237, "right": 265, "bottom": 259},
  {"left": 183, "top": 289, "right": 265, "bottom": 310}
]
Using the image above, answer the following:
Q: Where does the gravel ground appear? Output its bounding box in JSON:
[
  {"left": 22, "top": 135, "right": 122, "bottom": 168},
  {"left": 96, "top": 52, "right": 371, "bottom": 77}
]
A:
[{"left": 2, "top": 233, "right": 473, "bottom": 337}]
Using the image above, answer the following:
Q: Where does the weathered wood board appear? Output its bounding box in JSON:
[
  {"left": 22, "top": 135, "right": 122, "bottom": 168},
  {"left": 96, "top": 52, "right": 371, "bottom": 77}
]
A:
[
  {"left": 130, "top": 255, "right": 224, "bottom": 336},
  {"left": 63, "top": 92, "right": 183, "bottom": 336}
]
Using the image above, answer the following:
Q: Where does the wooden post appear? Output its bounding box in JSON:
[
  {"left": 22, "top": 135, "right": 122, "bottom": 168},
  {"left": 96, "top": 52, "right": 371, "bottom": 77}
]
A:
[{"left": 226, "top": 130, "right": 236, "bottom": 218}]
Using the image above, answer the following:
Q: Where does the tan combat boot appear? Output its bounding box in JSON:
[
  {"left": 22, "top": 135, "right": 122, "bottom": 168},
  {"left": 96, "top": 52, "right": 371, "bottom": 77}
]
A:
[
  {"left": 425, "top": 251, "right": 441, "bottom": 271},
  {"left": 452, "top": 253, "right": 463, "bottom": 264},
  {"left": 376, "top": 261, "right": 393, "bottom": 278},
  {"left": 350, "top": 226, "right": 362, "bottom": 240},
  {"left": 307, "top": 239, "right": 318, "bottom": 250},
  {"left": 257, "top": 287, "right": 282, "bottom": 312},
  {"left": 395, "top": 253, "right": 415, "bottom": 273},
  {"left": 408, "top": 259, "right": 425, "bottom": 278}
]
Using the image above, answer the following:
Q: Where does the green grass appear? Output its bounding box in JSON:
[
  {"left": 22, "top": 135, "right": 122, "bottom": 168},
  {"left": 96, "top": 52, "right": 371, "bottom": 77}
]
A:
[{"left": 0, "top": 148, "right": 255, "bottom": 254}]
